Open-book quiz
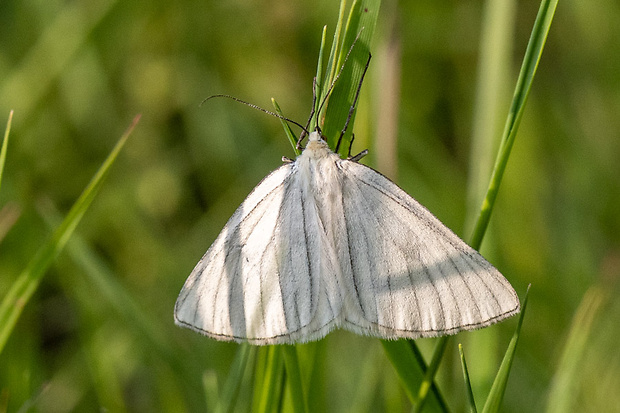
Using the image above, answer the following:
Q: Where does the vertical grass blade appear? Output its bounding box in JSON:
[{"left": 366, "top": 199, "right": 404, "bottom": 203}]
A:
[
  {"left": 282, "top": 345, "right": 307, "bottom": 413},
  {"left": 321, "top": 0, "right": 381, "bottom": 154},
  {"left": 459, "top": 344, "right": 478, "bottom": 413},
  {"left": 214, "top": 343, "right": 253, "bottom": 413},
  {"left": 0, "top": 115, "right": 140, "bottom": 355},
  {"left": 256, "top": 346, "right": 284, "bottom": 413},
  {"left": 310, "top": 26, "right": 328, "bottom": 133},
  {"left": 0, "top": 110, "right": 13, "bottom": 194},
  {"left": 319, "top": 0, "right": 347, "bottom": 111},
  {"left": 481, "top": 285, "right": 530, "bottom": 413},
  {"left": 544, "top": 286, "right": 608, "bottom": 413},
  {"left": 469, "top": 0, "right": 559, "bottom": 249}
]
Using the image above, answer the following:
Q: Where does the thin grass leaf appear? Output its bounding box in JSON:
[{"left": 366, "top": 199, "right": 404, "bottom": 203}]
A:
[
  {"left": 36, "top": 201, "right": 207, "bottom": 408},
  {"left": 256, "top": 346, "right": 284, "bottom": 413},
  {"left": 301, "top": 340, "right": 326, "bottom": 412},
  {"left": 465, "top": 0, "right": 517, "bottom": 235},
  {"left": 381, "top": 340, "right": 449, "bottom": 412},
  {"left": 419, "top": 0, "right": 557, "bottom": 405},
  {"left": 0, "top": 115, "right": 140, "bottom": 355},
  {"left": 322, "top": 0, "right": 380, "bottom": 155},
  {"left": 215, "top": 343, "right": 253, "bottom": 413},
  {"left": 413, "top": 337, "right": 449, "bottom": 413},
  {"left": 272, "top": 98, "right": 300, "bottom": 156},
  {"left": 37, "top": 202, "right": 178, "bottom": 365},
  {"left": 470, "top": 0, "right": 559, "bottom": 249},
  {"left": 0, "top": 110, "right": 13, "bottom": 195},
  {"left": 310, "top": 26, "right": 328, "bottom": 133},
  {"left": 252, "top": 347, "right": 270, "bottom": 411},
  {"left": 544, "top": 286, "right": 608, "bottom": 413},
  {"left": 459, "top": 344, "right": 478, "bottom": 413},
  {"left": 481, "top": 285, "right": 530, "bottom": 413},
  {"left": 203, "top": 370, "right": 219, "bottom": 413},
  {"left": 319, "top": 0, "right": 348, "bottom": 111},
  {"left": 282, "top": 345, "right": 307, "bottom": 413}
]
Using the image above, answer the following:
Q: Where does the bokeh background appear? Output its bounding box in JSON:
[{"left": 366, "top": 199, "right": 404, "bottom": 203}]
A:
[{"left": 1, "top": 1, "right": 619, "bottom": 412}]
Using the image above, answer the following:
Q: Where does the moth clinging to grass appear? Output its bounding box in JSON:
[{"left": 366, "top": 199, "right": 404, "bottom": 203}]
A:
[{"left": 174, "top": 53, "right": 520, "bottom": 345}]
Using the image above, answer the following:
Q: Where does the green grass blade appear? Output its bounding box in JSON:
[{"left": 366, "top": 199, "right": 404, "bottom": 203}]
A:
[
  {"left": 310, "top": 26, "right": 328, "bottom": 132},
  {"left": 459, "top": 344, "right": 478, "bottom": 413},
  {"left": 465, "top": 0, "right": 516, "bottom": 235},
  {"left": 215, "top": 343, "right": 254, "bottom": 413},
  {"left": 256, "top": 346, "right": 284, "bottom": 413},
  {"left": 272, "top": 98, "right": 301, "bottom": 156},
  {"left": 319, "top": 0, "right": 347, "bottom": 110},
  {"left": 481, "top": 285, "right": 530, "bottom": 413},
  {"left": 381, "top": 340, "right": 450, "bottom": 412},
  {"left": 544, "top": 286, "right": 608, "bottom": 413},
  {"left": 203, "top": 370, "right": 219, "bottom": 413},
  {"left": 321, "top": 0, "right": 380, "bottom": 154},
  {"left": 37, "top": 202, "right": 177, "bottom": 363},
  {"left": 419, "top": 0, "right": 557, "bottom": 402},
  {"left": 0, "top": 115, "right": 140, "bottom": 355},
  {"left": 282, "top": 345, "right": 307, "bottom": 413},
  {"left": 469, "top": 0, "right": 558, "bottom": 249},
  {"left": 414, "top": 337, "right": 450, "bottom": 413},
  {"left": 0, "top": 110, "right": 13, "bottom": 194}
]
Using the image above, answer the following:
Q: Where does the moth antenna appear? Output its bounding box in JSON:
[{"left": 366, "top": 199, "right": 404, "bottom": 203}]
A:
[{"left": 202, "top": 94, "right": 309, "bottom": 135}]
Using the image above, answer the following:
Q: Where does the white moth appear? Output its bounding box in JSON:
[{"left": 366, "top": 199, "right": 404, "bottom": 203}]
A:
[{"left": 174, "top": 129, "right": 520, "bottom": 345}]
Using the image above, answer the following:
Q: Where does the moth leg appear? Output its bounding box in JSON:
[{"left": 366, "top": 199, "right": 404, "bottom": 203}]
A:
[
  {"left": 347, "top": 133, "right": 368, "bottom": 162},
  {"left": 335, "top": 53, "right": 372, "bottom": 154},
  {"left": 348, "top": 149, "right": 368, "bottom": 162}
]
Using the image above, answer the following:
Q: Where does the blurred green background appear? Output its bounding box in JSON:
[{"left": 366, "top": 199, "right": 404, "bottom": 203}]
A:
[{"left": 1, "top": 0, "right": 619, "bottom": 412}]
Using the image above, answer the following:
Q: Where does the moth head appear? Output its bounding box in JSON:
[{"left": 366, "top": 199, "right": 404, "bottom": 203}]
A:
[
  {"left": 308, "top": 129, "right": 323, "bottom": 143},
  {"left": 302, "top": 128, "right": 331, "bottom": 155}
]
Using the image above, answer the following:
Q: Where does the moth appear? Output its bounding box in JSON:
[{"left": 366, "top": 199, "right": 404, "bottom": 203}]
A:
[{"left": 174, "top": 55, "right": 520, "bottom": 345}]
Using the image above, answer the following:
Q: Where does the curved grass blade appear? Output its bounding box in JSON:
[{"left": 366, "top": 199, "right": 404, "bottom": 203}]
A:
[
  {"left": 459, "top": 344, "right": 478, "bottom": 413},
  {"left": 481, "top": 285, "right": 530, "bottom": 413},
  {"left": 417, "top": 0, "right": 557, "bottom": 407},
  {"left": 0, "top": 110, "right": 13, "bottom": 194},
  {"left": 465, "top": 0, "right": 517, "bottom": 235},
  {"left": 0, "top": 115, "right": 140, "bottom": 355},
  {"left": 470, "top": 0, "right": 559, "bottom": 248}
]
